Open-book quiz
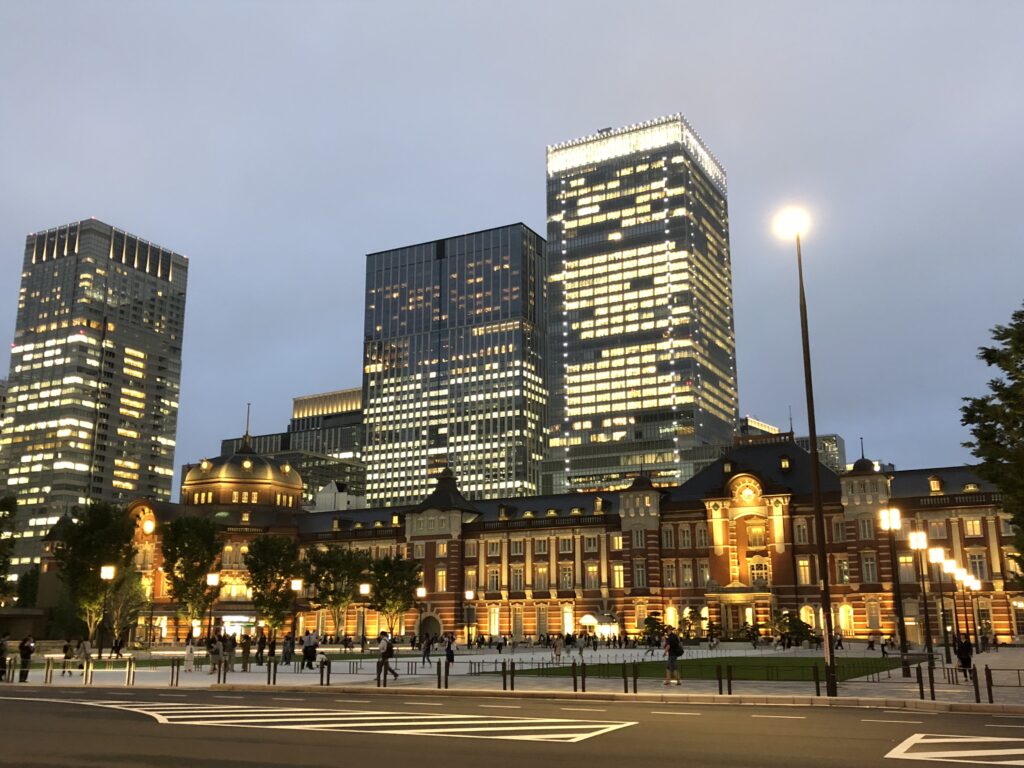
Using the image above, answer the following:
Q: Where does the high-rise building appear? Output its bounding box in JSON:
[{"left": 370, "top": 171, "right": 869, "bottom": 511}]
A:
[
  {"left": 544, "top": 115, "right": 738, "bottom": 493},
  {"left": 363, "top": 224, "right": 547, "bottom": 506},
  {"left": 0, "top": 219, "right": 188, "bottom": 572}
]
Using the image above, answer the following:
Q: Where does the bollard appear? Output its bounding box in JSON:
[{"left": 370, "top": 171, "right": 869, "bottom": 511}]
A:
[
  {"left": 267, "top": 657, "right": 273, "bottom": 686},
  {"left": 510, "top": 661, "right": 516, "bottom": 691},
  {"left": 916, "top": 664, "right": 925, "bottom": 700},
  {"left": 971, "top": 667, "right": 981, "bottom": 703},
  {"left": 727, "top": 665, "right": 733, "bottom": 696},
  {"left": 444, "top": 661, "right": 450, "bottom": 689},
  {"left": 382, "top": 659, "right": 388, "bottom": 688},
  {"left": 169, "top": 658, "right": 176, "bottom": 687},
  {"left": 272, "top": 659, "right": 278, "bottom": 686},
  {"left": 632, "top": 661, "right": 639, "bottom": 694},
  {"left": 812, "top": 664, "right": 821, "bottom": 697},
  {"left": 985, "top": 666, "right": 994, "bottom": 704},
  {"left": 44, "top": 658, "right": 53, "bottom": 684},
  {"left": 572, "top": 660, "right": 578, "bottom": 693},
  {"left": 437, "top": 660, "right": 442, "bottom": 689},
  {"left": 125, "top": 659, "right": 132, "bottom": 687},
  {"left": 716, "top": 664, "right": 723, "bottom": 695},
  {"left": 622, "top": 661, "right": 629, "bottom": 693},
  {"left": 502, "top": 661, "right": 507, "bottom": 691},
  {"left": 927, "top": 664, "right": 935, "bottom": 701},
  {"left": 581, "top": 661, "right": 587, "bottom": 693}
]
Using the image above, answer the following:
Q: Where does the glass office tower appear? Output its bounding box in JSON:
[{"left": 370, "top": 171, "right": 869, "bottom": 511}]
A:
[
  {"left": 363, "top": 224, "right": 547, "bottom": 506},
  {"left": 544, "top": 115, "right": 737, "bottom": 493},
  {"left": 0, "top": 219, "right": 188, "bottom": 573}
]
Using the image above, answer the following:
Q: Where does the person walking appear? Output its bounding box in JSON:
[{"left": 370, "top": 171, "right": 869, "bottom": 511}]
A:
[
  {"left": 552, "top": 634, "right": 563, "bottom": 664},
  {"left": 663, "top": 627, "right": 683, "bottom": 686},
  {"left": 377, "top": 631, "right": 398, "bottom": 683},
  {"left": 77, "top": 636, "right": 93, "bottom": 675},
  {"left": 184, "top": 636, "right": 196, "bottom": 673},
  {"left": 303, "top": 631, "right": 317, "bottom": 670},
  {"left": 240, "top": 633, "right": 251, "bottom": 672},
  {"left": 207, "top": 633, "right": 223, "bottom": 675},
  {"left": 421, "top": 633, "right": 433, "bottom": 666},
  {"left": 255, "top": 630, "right": 267, "bottom": 666},
  {"left": 61, "top": 638, "right": 75, "bottom": 676},
  {"left": 226, "top": 633, "right": 237, "bottom": 672},
  {"left": 18, "top": 635, "right": 34, "bottom": 682},
  {"left": 956, "top": 636, "right": 974, "bottom": 680}
]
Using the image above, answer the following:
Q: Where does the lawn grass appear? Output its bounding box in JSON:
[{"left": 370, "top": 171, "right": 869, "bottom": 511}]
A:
[{"left": 511, "top": 655, "right": 903, "bottom": 682}]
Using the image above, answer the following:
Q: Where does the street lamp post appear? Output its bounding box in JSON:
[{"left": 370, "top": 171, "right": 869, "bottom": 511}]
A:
[
  {"left": 772, "top": 205, "right": 837, "bottom": 698},
  {"left": 358, "top": 582, "right": 371, "bottom": 651},
  {"left": 206, "top": 572, "right": 220, "bottom": 640},
  {"left": 97, "top": 565, "right": 117, "bottom": 659},
  {"left": 415, "top": 586, "right": 427, "bottom": 640},
  {"left": 930, "top": 549, "right": 952, "bottom": 664},
  {"left": 908, "top": 531, "right": 934, "bottom": 667},
  {"left": 290, "top": 578, "right": 304, "bottom": 635},
  {"left": 946, "top": 560, "right": 962, "bottom": 643},
  {"left": 968, "top": 576, "right": 983, "bottom": 651},
  {"left": 879, "top": 508, "right": 910, "bottom": 676},
  {"left": 464, "top": 589, "right": 476, "bottom": 646},
  {"left": 955, "top": 568, "right": 974, "bottom": 651}
]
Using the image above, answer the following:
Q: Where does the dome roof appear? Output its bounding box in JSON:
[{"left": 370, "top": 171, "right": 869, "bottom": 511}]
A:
[
  {"left": 183, "top": 441, "right": 303, "bottom": 492},
  {"left": 848, "top": 457, "right": 876, "bottom": 475}
]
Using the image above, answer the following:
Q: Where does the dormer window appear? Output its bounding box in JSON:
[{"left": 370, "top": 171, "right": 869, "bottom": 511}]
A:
[
  {"left": 780, "top": 456, "right": 791, "bottom": 471},
  {"left": 929, "top": 476, "right": 943, "bottom": 494},
  {"left": 241, "top": 511, "right": 250, "bottom": 524},
  {"left": 723, "top": 461, "right": 733, "bottom": 474},
  {"left": 964, "top": 483, "right": 980, "bottom": 493}
]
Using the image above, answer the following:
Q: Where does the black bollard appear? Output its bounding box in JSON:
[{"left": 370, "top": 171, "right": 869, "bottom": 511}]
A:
[
  {"left": 916, "top": 664, "right": 925, "bottom": 700},
  {"left": 716, "top": 664, "right": 723, "bottom": 695},
  {"left": 622, "top": 661, "right": 628, "bottom": 693},
  {"left": 581, "top": 661, "right": 587, "bottom": 693},
  {"left": 985, "top": 666, "right": 994, "bottom": 704},
  {"left": 510, "top": 661, "right": 516, "bottom": 691},
  {"left": 502, "top": 660, "right": 507, "bottom": 691},
  {"left": 437, "top": 659, "right": 442, "bottom": 689},
  {"left": 572, "top": 660, "right": 578, "bottom": 692}
]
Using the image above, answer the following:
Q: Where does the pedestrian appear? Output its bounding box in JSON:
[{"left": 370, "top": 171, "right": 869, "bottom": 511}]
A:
[
  {"left": 421, "top": 633, "right": 433, "bottom": 666},
  {"left": 282, "top": 633, "right": 294, "bottom": 666},
  {"left": 268, "top": 635, "right": 277, "bottom": 665},
  {"left": 77, "top": 636, "right": 93, "bottom": 675},
  {"left": 552, "top": 634, "right": 563, "bottom": 664},
  {"left": 834, "top": 630, "right": 844, "bottom": 651},
  {"left": 377, "top": 631, "right": 398, "bottom": 683},
  {"left": 240, "top": 633, "right": 251, "bottom": 671},
  {"left": 184, "top": 638, "right": 195, "bottom": 673},
  {"left": 62, "top": 638, "right": 75, "bottom": 676},
  {"left": 256, "top": 630, "right": 267, "bottom": 666},
  {"left": 0, "top": 632, "right": 8, "bottom": 682},
  {"left": 226, "top": 633, "right": 237, "bottom": 672},
  {"left": 956, "top": 636, "right": 974, "bottom": 680},
  {"left": 207, "top": 633, "right": 223, "bottom": 675},
  {"left": 663, "top": 626, "right": 683, "bottom": 686},
  {"left": 444, "top": 634, "right": 455, "bottom": 666},
  {"left": 18, "top": 635, "right": 34, "bottom": 683},
  {"left": 303, "top": 630, "right": 317, "bottom": 670}
]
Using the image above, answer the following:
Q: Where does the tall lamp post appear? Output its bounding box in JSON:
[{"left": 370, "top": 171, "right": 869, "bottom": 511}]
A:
[
  {"left": 955, "top": 568, "right": 973, "bottom": 650},
  {"left": 464, "top": 589, "right": 476, "bottom": 646},
  {"left": 879, "top": 508, "right": 910, "bottom": 676},
  {"left": 415, "top": 586, "right": 427, "bottom": 640},
  {"left": 930, "top": 549, "right": 952, "bottom": 664},
  {"left": 290, "top": 578, "right": 304, "bottom": 636},
  {"left": 945, "top": 560, "right": 962, "bottom": 644},
  {"left": 968, "top": 576, "right": 983, "bottom": 650},
  {"left": 97, "top": 565, "right": 117, "bottom": 659},
  {"left": 358, "top": 582, "right": 371, "bottom": 651},
  {"left": 772, "top": 205, "right": 837, "bottom": 697},
  {"left": 206, "top": 572, "right": 220, "bottom": 640},
  {"left": 908, "top": 531, "right": 934, "bottom": 667}
]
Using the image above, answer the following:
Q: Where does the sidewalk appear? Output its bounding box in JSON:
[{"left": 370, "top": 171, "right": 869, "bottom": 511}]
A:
[{"left": 13, "top": 642, "right": 1022, "bottom": 709}]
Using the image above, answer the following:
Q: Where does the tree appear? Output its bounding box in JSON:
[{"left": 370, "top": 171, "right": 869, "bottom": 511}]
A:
[
  {"left": 367, "top": 555, "right": 422, "bottom": 634},
  {"left": 107, "top": 571, "right": 148, "bottom": 646},
  {"left": 16, "top": 565, "right": 39, "bottom": 607},
  {"left": 302, "top": 546, "right": 370, "bottom": 639},
  {"left": 54, "top": 502, "right": 135, "bottom": 642},
  {"left": 244, "top": 535, "right": 300, "bottom": 636},
  {"left": 962, "top": 303, "right": 1024, "bottom": 578},
  {"left": 642, "top": 610, "right": 667, "bottom": 640},
  {"left": 160, "top": 516, "right": 221, "bottom": 623},
  {"left": 0, "top": 495, "right": 17, "bottom": 603}
]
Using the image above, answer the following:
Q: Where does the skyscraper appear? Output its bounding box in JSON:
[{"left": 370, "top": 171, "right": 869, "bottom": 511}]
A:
[
  {"left": 544, "top": 115, "right": 737, "bottom": 493},
  {"left": 363, "top": 224, "right": 547, "bottom": 506},
  {"left": 0, "top": 219, "right": 188, "bottom": 572}
]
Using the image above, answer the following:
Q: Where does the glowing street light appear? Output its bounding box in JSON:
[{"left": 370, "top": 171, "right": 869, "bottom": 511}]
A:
[
  {"left": 98, "top": 565, "right": 117, "bottom": 659},
  {"left": 415, "top": 586, "right": 427, "bottom": 599},
  {"left": 359, "top": 583, "right": 371, "bottom": 596},
  {"left": 206, "top": 572, "right": 220, "bottom": 638},
  {"left": 290, "top": 578, "right": 303, "bottom": 593},
  {"left": 930, "top": 548, "right": 952, "bottom": 663},
  {"left": 878, "top": 508, "right": 909, "bottom": 674},
  {"left": 908, "top": 531, "right": 934, "bottom": 665},
  {"left": 773, "top": 203, "right": 836, "bottom": 697}
]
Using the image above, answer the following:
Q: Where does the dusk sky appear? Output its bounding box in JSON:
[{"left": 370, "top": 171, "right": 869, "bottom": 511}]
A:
[{"left": 2, "top": 1, "right": 1022, "bottom": 492}]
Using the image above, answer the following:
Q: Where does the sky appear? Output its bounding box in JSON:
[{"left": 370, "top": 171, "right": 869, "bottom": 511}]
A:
[{"left": 1, "top": 0, "right": 1022, "bottom": 490}]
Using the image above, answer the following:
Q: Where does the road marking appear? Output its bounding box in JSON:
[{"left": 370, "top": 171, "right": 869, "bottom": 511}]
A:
[
  {"left": 994, "top": 715, "right": 1024, "bottom": 719},
  {"left": 751, "top": 715, "right": 805, "bottom": 719},
  {"left": 863, "top": 719, "right": 923, "bottom": 724},
  {"left": 214, "top": 695, "right": 243, "bottom": 700},
  {"left": 272, "top": 697, "right": 303, "bottom": 702},
  {"left": 479, "top": 705, "right": 521, "bottom": 709},
  {"left": 158, "top": 694, "right": 187, "bottom": 697},
  {"left": 561, "top": 708, "right": 606, "bottom": 712},
  {"left": 884, "top": 710, "right": 937, "bottom": 715},
  {"left": 886, "top": 732, "right": 1024, "bottom": 763},
  {"left": 405, "top": 701, "right": 445, "bottom": 706},
  {"left": 986, "top": 724, "right": 1024, "bottom": 729},
  {"left": 338, "top": 699, "right": 370, "bottom": 703},
  {"left": 0, "top": 698, "right": 635, "bottom": 743},
  {"left": 650, "top": 711, "right": 701, "bottom": 716}
]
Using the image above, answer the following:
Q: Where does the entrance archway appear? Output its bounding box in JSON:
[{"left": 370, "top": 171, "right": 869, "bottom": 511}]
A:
[{"left": 420, "top": 615, "right": 442, "bottom": 641}]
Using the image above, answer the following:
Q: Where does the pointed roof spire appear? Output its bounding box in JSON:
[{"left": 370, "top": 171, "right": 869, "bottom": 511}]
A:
[
  {"left": 860, "top": 436, "right": 865, "bottom": 460},
  {"left": 238, "top": 402, "right": 255, "bottom": 454}
]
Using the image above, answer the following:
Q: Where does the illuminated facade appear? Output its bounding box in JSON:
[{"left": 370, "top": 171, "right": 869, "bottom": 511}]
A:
[
  {"left": 545, "top": 115, "right": 738, "bottom": 494},
  {"left": 363, "top": 224, "right": 547, "bottom": 506},
  {"left": 123, "top": 436, "right": 1022, "bottom": 646},
  {"left": 0, "top": 219, "right": 187, "bottom": 574}
]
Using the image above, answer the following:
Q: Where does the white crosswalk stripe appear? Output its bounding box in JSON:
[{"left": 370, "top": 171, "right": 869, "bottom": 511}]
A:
[
  {"left": 886, "top": 733, "right": 1024, "bottom": 764},
  {"left": 15, "top": 698, "right": 635, "bottom": 743}
]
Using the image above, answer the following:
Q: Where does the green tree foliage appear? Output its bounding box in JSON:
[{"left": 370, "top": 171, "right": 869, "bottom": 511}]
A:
[
  {"left": 302, "top": 546, "right": 370, "bottom": 639},
  {"left": 15, "top": 565, "right": 39, "bottom": 607},
  {"left": 108, "top": 571, "right": 148, "bottom": 645},
  {"left": 54, "top": 502, "right": 135, "bottom": 641},
  {"left": 243, "top": 535, "right": 299, "bottom": 635},
  {"left": 367, "top": 555, "right": 422, "bottom": 634},
  {"left": 642, "top": 610, "right": 667, "bottom": 639},
  {"left": 962, "top": 304, "right": 1024, "bottom": 576},
  {"left": 160, "top": 516, "right": 221, "bottom": 622},
  {"left": 0, "top": 495, "right": 17, "bottom": 602}
]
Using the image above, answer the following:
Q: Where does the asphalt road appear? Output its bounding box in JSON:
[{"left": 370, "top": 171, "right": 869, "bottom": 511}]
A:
[{"left": 0, "top": 687, "right": 1020, "bottom": 767}]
